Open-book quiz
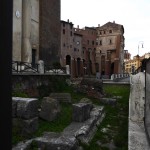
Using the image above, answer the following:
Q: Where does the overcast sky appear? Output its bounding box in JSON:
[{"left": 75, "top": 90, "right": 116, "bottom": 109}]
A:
[{"left": 61, "top": 0, "right": 150, "bottom": 58}]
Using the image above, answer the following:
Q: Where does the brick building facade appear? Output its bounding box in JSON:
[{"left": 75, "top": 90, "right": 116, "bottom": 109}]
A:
[
  {"left": 60, "top": 21, "right": 125, "bottom": 78},
  {"left": 74, "top": 26, "right": 97, "bottom": 76},
  {"left": 60, "top": 20, "right": 84, "bottom": 77},
  {"left": 96, "top": 22, "right": 125, "bottom": 78}
]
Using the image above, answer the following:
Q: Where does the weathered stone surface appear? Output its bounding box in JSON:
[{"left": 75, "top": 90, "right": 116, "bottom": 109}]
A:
[
  {"left": 39, "top": 97, "right": 61, "bottom": 121},
  {"left": 38, "top": 60, "right": 44, "bottom": 74},
  {"left": 12, "top": 98, "right": 19, "bottom": 117},
  {"left": 12, "top": 139, "right": 33, "bottom": 150},
  {"left": 34, "top": 132, "right": 79, "bottom": 150},
  {"left": 72, "top": 103, "right": 93, "bottom": 122},
  {"left": 63, "top": 106, "right": 105, "bottom": 144},
  {"left": 12, "top": 105, "right": 105, "bottom": 149},
  {"left": 75, "top": 78, "right": 104, "bottom": 99},
  {"left": 50, "top": 93, "right": 72, "bottom": 103},
  {"left": 13, "top": 97, "right": 38, "bottom": 119},
  {"left": 100, "top": 98, "right": 117, "bottom": 106},
  {"left": 13, "top": 117, "right": 38, "bottom": 135},
  {"left": 80, "top": 98, "right": 93, "bottom": 104}
]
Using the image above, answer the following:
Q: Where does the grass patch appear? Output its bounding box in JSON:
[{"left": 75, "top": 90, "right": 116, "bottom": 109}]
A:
[{"left": 81, "top": 84, "right": 130, "bottom": 150}]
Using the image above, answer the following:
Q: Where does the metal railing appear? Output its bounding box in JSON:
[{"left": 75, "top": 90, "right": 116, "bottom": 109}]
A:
[
  {"left": 44, "top": 64, "right": 66, "bottom": 74},
  {"left": 12, "top": 61, "right": 67, "bottom": 74},
  {"left": 12, "top": 61, "right": 39, "bottom": 73}
]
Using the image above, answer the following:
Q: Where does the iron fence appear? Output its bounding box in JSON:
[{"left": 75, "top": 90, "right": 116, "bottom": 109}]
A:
[
  {"left": 12, "top": 61, "right": 39, "bottom": 73},
  {"left": 12, "top": 61, "right": 66, "bottom": 74}
]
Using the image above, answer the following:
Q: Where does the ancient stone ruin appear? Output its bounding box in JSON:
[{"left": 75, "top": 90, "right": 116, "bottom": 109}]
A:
[
  {"left": 72, "top": 78, "right": 104, "bottom": 99},
  {"left": 12, "top": 97, "right": 39, "bottom": 136},
  {"left": 12, "top": 96, "right": 105, "bottom": 150},
  {"left": 39, "top": 97, "right": 61, "bottom": 122}
]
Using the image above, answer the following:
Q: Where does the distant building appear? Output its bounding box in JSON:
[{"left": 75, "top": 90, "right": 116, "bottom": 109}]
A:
[
  {"left": 96, "top": 21, "right": 125, "bottom": 78},
  {"left": 124, "top": 55, "right": 142, "bottom": 74},
  {"left": 124, "top": 50, "right": 131, "bottom": 62},
  {"left": 60, "top": 20, "right": 83, "bottom": 77},
  {"left": 74, "top": 26, "right": 97, "bottom": 76},
  {"left": 60, "top": 20, "right": 125, "bottom": 78},
  {"left": 143, "top": 52, "right": 150, "bottom": 59}
]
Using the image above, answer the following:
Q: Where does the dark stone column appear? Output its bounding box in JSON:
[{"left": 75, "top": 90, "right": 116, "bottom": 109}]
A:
[{"left": 39, "top": 0, "right": 60, "bottom": 65}]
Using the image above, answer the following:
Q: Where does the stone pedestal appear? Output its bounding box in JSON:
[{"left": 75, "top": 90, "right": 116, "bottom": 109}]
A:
[
  {"left": 39, "top": 97, "right": 61, "bottom": 122},
  {"left": 66, "top": 65, "right": 70, "bottom": 74},
  {"left": 72, "top": 103, "right": 93, "bottom": 122},
  {"left": 38, "top": 60, "right": 44, "bottom": 73}
]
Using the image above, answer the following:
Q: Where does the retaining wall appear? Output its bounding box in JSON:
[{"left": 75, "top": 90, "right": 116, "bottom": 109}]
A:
[{"left": 12, "top": 74, "right": 70, "bottom": 97}]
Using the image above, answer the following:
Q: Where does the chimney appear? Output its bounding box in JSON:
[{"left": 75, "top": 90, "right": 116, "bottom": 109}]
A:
[
  {"left": 67, "top": 19, "right": 69, "bottom": 22},
  {"left": 98, "top": 24, "right": 100, "bottom": 27},
  {"left": 77, "top": 25, "right": 79, "bottom": 28}
]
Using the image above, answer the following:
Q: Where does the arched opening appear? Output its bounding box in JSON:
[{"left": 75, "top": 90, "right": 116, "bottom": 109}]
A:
[
  {"left": 66, "top": 55, "right": 71, "bottom": 66},
  {"left": 95, "top": 63, "right": 99, "bottom": 72},
  {"left": 77, "top": 58, "right": 81, "bottom": 77},
  {"left": 101, "top": 55, "right": 105, "bottom": 75},
  {"left": 111, "top": 62, "right": 114, "bottom": 75}
]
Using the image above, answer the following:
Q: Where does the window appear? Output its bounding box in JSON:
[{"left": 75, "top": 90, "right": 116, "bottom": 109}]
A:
[
  {"left": 92, "top": 41, "right": 94, "bottom": 45},
  {"left": 100, "top": 31, "right": 102, "bottom": 35},
  {"left": 63, "top": 43, "right": 65, "bottom": 47},
  {"left": 109, "top": 30, "right": 112, "bottom": 33},
  {"left": 63, "top": 29, "right": 65, "bottom": 34},
  {"left": 104, "top": 31, "right": 106, "bottom": 34},
  {"left": 109, "top": 39, "right": 112, "bottom": 44},
  {"left": 96, "top": 42, "right": 98, "bottom": 45},
  {"left": 70, "top": 31, "right": 72, "bottom": 36},
  {"left": 100, "top": 40, "right": 102, "bottom": 45},
  {"left": 74, "top": 48, "right": 76, "bottom": 51}
]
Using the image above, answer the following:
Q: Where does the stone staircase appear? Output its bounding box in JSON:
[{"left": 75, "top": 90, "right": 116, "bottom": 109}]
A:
[{"left": 12, "top": 100, "right": 105, "bottom": 150}]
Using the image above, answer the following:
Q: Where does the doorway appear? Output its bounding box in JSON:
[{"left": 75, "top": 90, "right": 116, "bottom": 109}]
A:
[{"left": 32, "top": 49, "right": 36, "bottom": 68}]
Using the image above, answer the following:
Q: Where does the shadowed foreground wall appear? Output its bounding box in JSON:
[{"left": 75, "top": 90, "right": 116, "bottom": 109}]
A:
[{"left": 12, "top": 74, "right": 70, "bottom": 97}]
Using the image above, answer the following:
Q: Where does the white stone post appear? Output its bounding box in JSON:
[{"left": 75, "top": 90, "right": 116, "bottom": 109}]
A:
[
  {"left": 66, "top": 65, "right": 70, "bottom": 75},
  {"left": 38, "top": 60, "right": 44, "bottom": 74}
]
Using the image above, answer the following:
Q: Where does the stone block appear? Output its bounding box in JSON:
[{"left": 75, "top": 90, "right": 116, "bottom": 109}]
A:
[
  {"left": 34, "top": 134, "right": 79, "bottom": 150},
  {"left": 12, "top": 98, "right": 19, "bottom": 117},
  {"left": 39, "top": 97, "right": 61, "bottom": 122},
  {"left": 13, "top": 97, "right": 38, "bottom": 119},
  {"left": 100, "top": 98, "right": 117, "bottom": 106},
  {"left": 72, "top": 103, "right": 92, "bottom": 122},
  {"left": 13, "top": 117, "right": 38, "bottom": 136},
  {"left": 50, "top": 93, "right": 72, "bottom": 103}
]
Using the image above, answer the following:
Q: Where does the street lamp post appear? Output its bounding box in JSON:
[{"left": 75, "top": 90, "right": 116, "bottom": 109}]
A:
[{"left": 138, "top": 41, "right": 144, "bottom": 68}]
